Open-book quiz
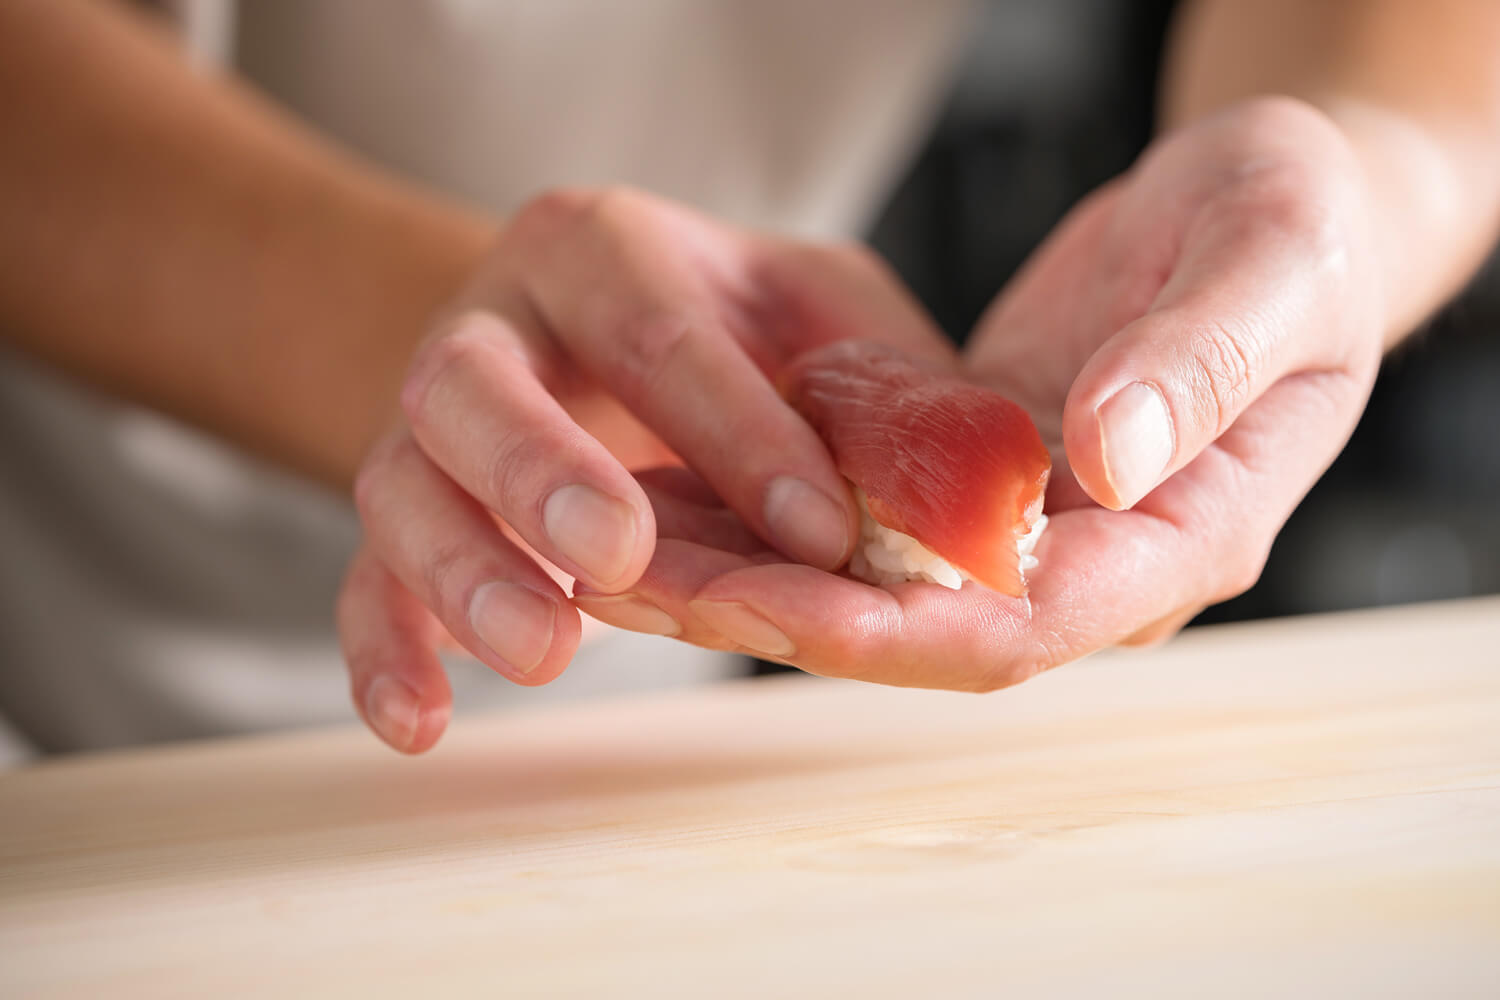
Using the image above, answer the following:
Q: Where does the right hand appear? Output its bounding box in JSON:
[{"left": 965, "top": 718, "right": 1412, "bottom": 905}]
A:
[{"left": 337, "top": 187, "right": 951, "bottom": 752}]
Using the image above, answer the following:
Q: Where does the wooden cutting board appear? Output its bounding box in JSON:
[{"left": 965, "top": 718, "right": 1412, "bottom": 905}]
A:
[{"left": 2, "top": 597, "right": 1498, "bottom": 998}]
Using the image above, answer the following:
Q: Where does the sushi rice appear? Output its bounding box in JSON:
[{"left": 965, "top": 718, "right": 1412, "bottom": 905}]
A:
[{"left": 847, "top": 488, "right": 1047, "bottom": 591}]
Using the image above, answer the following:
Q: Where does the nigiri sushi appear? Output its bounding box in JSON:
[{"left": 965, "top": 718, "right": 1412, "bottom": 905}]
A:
[{"left": 781, "top": 340, "right": 1051, "bottom": 597}]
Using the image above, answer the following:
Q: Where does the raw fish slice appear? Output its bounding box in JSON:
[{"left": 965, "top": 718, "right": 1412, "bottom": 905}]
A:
[{"left": 782, "top": 340, "right": 1051, "bottom": 596}]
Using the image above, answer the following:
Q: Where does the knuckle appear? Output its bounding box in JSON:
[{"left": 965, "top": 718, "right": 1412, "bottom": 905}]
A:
[
  {"left": 612, "top": 308, "right": 700, "bottom": 400},
  {"left": 1220, "top": 158, "right": 1348, "bottom": 267},
  {"left": 1256, "top": 179, "right": 1342, "bottom": 260},
  {"left": 564, "top": 182, "right": 657, "bottom": 241},
  {"left": 420, "top": 540, "right": 471, "bottom": 613},
  {"left": 352, "top": 434, "right": 420, "bottom": 518},
  {"left": 811, "top": 609, "right": 895, "bottom": 684},
  {"left": 1121, "top": 613, "right": 1190, "bottom": 649},
  {"left": 969, "top": 657, "right": 1045, "bottom": 694},
  {"left": 965, "top": 668, "right": 1009, "bottom": 695},
  {"left": 511, "top": 186, "right": 598, "bottom": 238},
  {"left": 401, "top": 324, "right": 489, "bottom": 426},
  {"left": 351, "top": 460, "right": 383, "bottom": 518},
  {"left": 1223, "top": 98, "right": 1337, "bottom": 164},
  {"left": 479, "top": 426, "right": 553, "bottom": 513},
  {"left": 1118, "top": 629, "right": 1160, "bottom": 649},
  {"left": 587, "top": 184, "right": 656, "bottom": 228},
  {"left": 781, "top": 239, "right": 900, "bottom": 300},
  {"left": 1230, "top": 94, "right": 1321, "bottom": 130},
  {"left": 823, "top": 631, "right": 875, "bottom": 679},
  {"left": 1219, "top": 546, "right": 1271, "bottom": 601},
  {"left": 351, "top": 454, "right": 384, "bottom": 517},
  {"left": 968, "top": 632, "right": 1059, "bottom": 693},
  {"left": 829, "top": 239, "right": 888, "bottom": 277},
  {"left": 1188, "top": 317, "right": 1258, "bottom": 434}
]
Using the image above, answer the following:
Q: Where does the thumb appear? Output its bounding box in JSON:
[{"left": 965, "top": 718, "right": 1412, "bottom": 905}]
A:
[{"left": 1063, "top": 194, "right": 1360, "bottom": 510}]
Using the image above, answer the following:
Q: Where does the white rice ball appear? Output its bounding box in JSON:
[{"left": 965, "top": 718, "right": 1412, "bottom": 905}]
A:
[{"left": 846, "top": 488, "right": 1046, "bottom": 591}]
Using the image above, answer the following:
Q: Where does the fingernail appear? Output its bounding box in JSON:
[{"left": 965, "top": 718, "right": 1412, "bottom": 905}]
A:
[
  {"left": 543, "top": 484, "right": 638, "bottom": 587},
  {"left": 469, "top": 581, "right": 557, "bottom": 675},
  {"left": 688, "top": 599, "right": 796, "bottom": 658},
  {"left": 763, "top": 475, "right": 850, "bottom": 569},
  {"left": 1097, "top": 381, "right": 1175, "bottom": 509},
  {"left": 365, "top": 675, "right": 420, "bottom": 751},
  {"left": 573, "top": 593, "right": 681, "bottom": 637}
]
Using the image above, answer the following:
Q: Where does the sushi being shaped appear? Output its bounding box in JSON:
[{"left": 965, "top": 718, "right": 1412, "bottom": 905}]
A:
[{"left": 781, "top": 340, "right": 1051, "bottom": 597}]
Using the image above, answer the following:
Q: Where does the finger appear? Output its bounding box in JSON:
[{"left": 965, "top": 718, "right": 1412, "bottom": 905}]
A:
[
  {"left": 355, "top": 430, "right": 582, "bottom": 685},
  {"left": 401, "top": 309, "right": 655, "bottom": 593},
  {"left": 747, "top": 238, "right": 956, "bottom": 369},
  {"left": 634, "top": 465, "right": 726, "bottom": 507},
  {"left": 513, "top": 188, "right": 859, "bottom": 571},
  {"left": 336, "top": 546, "right": 452, "bottom": 754},
  {"left": 574, "top": 538, "right": 774, "bottom": 650},
  {"left": 573, "top": 471, "right": 778, "bottom": 644},
  {"left": 637, "top": 468, "right": 768, "bottom": 555},
  {"left": 687, "top": 562, "right": 1042, "bottom": 690},
  {"left": 1044, "top": 367, "right": 1368, "bottom": 659},
  {"left": 1120, "top": 604, "right": 1202, "bottom": 647},
  {"left": 1063, "top": 170, "right": 1373, "bottom": 510}
]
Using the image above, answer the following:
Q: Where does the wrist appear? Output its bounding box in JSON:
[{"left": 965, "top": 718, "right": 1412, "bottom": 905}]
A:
[
  {"left": 1316, "top": 96, "right": 1500, "bottom": 349},
  {"left": 323, "top": 186, "right": 494, "bottom": 490}
]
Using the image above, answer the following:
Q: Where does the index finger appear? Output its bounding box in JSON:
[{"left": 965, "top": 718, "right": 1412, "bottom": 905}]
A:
[{"left": 516, "top": 189, "right": 866, "bottom": 570}]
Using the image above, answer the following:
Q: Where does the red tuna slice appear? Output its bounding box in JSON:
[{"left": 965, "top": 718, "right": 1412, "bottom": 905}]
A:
[{"left": 781, "top": 340, "right": 1051, "bottom": 596}]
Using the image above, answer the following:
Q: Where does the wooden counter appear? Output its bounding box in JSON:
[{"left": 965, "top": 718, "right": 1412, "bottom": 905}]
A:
[{"left": 3, "top": 597, "right": 1498, "bottom": 997}]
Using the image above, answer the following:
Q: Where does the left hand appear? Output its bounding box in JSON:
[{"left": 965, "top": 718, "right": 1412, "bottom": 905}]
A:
[{"left": 588, "top": 97, "right": 1387, "bottom": 688}]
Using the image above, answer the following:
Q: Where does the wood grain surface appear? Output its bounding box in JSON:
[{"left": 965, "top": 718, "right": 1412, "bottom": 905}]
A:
[{"left": 2, "top": 597, "right": 1498, "bottom": 998}]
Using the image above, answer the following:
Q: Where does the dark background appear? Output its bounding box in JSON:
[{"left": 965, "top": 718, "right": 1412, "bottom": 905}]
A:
[{"left": 865, "top": 0, "right": 1500, "bottom": 626}]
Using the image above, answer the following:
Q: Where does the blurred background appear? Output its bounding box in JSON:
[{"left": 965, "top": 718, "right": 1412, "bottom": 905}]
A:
[{"left": 867, "top": 0, "right": 1500, "bottom": 627}]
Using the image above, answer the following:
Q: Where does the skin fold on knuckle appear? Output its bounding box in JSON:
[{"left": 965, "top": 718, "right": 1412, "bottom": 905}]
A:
[
  {"left": 418, "top": 540, "right": 475, "bottom": 621},
  {"left": 827, "top": 239, "right": 892, "bottom": 284},
  {"left": 510, "top": 187, "right": 601, "bottom": 242},
  {"left": 1218, "top": 155, "right": 1354, "bottom": 285},
  {"left": 968, "top": 626, "right": 1061, "bottom": 693},
  {"left": 787, "top": 600, "right": 894, "bottom": 683},
  {"left": 1265, "top": 184, "right": 1346, "bottom": 268},
  {"left": 351, "top": 434, "right": 421, "bottom": 522},
  {"left": 1120, "top": 609, "right": 1195, "bottom": 648},
  {"left": 867, "top": 595, "right": 1012, "bottom": 692},
  {"left": 399, "top": 323, "right": 495, "bottom": 432},
  {"left": 1185, "top": 314, "right": 1260, "bottom": 436},
  {"left": 818, "top": 624, "right": 882, "bottom": 682},
  {"left": 612, "top": 309, "right": 709, "bottom": 405},
  {"left": 962, "top": 640, "right": 1047, "bottom": 694},
  {"left": 350, "top": 454, "right": 388, "bottom": 522},
  {"left": 585, "top": 185, "right": 658, "bottom": 233},
  {"left": 483, "top": 425, "right": 569, "bottom": 523}
]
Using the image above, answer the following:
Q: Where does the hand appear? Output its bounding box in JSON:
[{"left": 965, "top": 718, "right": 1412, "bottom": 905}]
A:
[
  {"left": 336, "top": 187, "right": 952, "bottom": 751},
  {"left": 610, "top": 98, "right": 1385, "bottom": 688}
]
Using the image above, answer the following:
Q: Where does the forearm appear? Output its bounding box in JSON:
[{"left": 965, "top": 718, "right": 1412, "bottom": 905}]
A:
[
  {"left": 0, "top": 0, "right": 492, "bottom": 488},
  {"left": 1162, "top": 0, "right": 1500, "bottom": 347}
]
